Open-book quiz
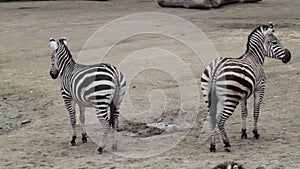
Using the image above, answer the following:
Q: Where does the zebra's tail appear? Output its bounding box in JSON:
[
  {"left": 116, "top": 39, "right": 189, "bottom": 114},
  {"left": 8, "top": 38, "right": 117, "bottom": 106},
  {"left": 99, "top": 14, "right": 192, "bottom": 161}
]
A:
[
  {"left": 109, "top": 101, "right": 116, "bottom": 128},
  {"left": 201, "top": 60, "right": 219, "bottom": 128},
  {"left": 109, "top": 65, "right": 126, "bottom": 129},
  {"left": 208, "top": 73, "right": 218, "bottom": 123}
]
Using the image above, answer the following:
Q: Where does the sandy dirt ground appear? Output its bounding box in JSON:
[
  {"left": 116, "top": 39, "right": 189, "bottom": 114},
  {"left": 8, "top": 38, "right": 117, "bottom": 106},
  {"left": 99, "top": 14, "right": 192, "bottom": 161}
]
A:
[{"left": 0, "top": 0, "right": 300, "bottom": 168}]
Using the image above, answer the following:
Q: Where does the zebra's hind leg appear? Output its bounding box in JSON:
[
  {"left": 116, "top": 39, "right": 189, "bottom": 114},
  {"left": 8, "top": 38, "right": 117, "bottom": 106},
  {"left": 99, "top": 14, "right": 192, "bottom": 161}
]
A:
[
  {"left": 110, "top": 102, "right": 119, "bottom": 151},
  {"left": 218, "top": 106, "right": 236, "bottom": 152},
  {"left": 95, "top": 108, "right": 110, "bottom": 154},
  {"left": 253, "top": 90, "right": 264, "bottom": 139},
  {"left": 240, "top": 100, "right": 248, "bottom": 139},
  {"left": 79, "top": 106, "right": 87, "bottom": 143}
]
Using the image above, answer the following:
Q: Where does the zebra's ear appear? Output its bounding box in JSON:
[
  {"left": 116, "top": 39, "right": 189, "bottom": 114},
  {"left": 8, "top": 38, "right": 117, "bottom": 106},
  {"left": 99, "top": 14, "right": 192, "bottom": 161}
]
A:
[
  {"left": 264, "top": 26, "right": 274, "bottom": 36},
  {"left": 49, "top": 38, "right": 58, "bottom": 50},
  {"left": 60, "top": 37, "right": 67, "bottom": 46},
  {"left": 269, "top": 22, "right": 274, "bottom": 29},
  {"left": 269, "top": 22, "right": 275, "bottom": 32}
]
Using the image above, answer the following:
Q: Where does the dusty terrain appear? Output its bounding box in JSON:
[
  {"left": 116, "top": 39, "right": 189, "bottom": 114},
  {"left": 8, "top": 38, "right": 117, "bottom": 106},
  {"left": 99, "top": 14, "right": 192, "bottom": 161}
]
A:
[{"left": 0, "top": 0, "right": 300, "bottom": 168}]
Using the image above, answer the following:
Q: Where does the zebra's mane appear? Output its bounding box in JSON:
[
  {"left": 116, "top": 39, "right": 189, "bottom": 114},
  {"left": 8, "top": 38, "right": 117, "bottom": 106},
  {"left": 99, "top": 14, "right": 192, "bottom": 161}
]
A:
[
  {"left": 58, "top": 39, "right": 73, "bottom": 59},
  {"left": 248, "top": 24, "right": 269, "bottom": 39},
  {"left": 245, "top": 24, "right": 270, "bottom": 53}
]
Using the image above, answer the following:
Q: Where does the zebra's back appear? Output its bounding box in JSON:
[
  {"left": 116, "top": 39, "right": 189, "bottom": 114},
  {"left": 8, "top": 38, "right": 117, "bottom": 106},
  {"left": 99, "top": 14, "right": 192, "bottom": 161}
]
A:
[
  {"left": 71, "top": 63, "right": 126, "bottom": 108},
  {"left": 201, "top": 56, "right": 264, "bottom": 104}
]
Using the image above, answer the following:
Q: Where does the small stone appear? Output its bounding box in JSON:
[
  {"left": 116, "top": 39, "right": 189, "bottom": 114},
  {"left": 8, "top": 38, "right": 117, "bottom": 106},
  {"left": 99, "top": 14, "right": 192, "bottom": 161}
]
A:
[
  {"left": 21, "top": 119, "right": 31, "bottom": 125},
  {"left": 156, "top": 118, "right": 163, "bottom": 123},
  {"left": 256, "top": 165, "right": 266, "bottom": 169}
]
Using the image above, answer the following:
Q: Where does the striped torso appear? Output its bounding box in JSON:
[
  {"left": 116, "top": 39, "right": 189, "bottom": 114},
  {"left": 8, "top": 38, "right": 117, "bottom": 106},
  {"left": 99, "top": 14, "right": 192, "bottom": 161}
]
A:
[
  {"left": 61, "top": 63, "right": 126, "bottom": 108},
  {"left": 202, "top": 54, "right": 266, "bottom": 103}
]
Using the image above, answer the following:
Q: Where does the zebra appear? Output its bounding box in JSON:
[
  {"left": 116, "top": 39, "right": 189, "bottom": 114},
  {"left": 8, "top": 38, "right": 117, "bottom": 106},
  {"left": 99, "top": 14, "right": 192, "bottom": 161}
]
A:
[
  {"left": 49, "top": 38, "right": 126, "bottom": 154},
  {"left": 200, "top": 23, "right": 291, "bottom": 152},
  {"left": 213, "top": 161, "right": 244, "bottom": 169},
  {"left": 213, "top": 161, "right": 266, "bottom": 169}
]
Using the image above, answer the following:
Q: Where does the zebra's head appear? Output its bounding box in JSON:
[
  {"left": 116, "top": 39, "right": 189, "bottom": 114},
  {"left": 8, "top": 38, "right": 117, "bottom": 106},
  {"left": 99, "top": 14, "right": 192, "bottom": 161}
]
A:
[
  {"left": 213, "top": 161, "right": 244, "bottom": 169},
  {"left": 261, "top": 23, "right": 291, "bottom": 63},
  {"left": 49, "top": 37, "right": 70, "bottom": 79}
]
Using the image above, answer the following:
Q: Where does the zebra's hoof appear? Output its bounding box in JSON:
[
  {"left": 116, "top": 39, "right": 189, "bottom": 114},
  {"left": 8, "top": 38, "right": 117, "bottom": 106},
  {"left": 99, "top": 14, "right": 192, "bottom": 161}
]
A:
[
  {"left": 82, "top": 133, "right": 87, "bottom": 143},
  {"left": 82, "top": 137, "right": 87, "bottom": 143},
  {"left": 253, "top": 130, "right": 260, "bottom": 139},
  {"left": 210, "top": 143, "right": 216, "bottom": 152},
  {"left": 241, "top": 129, "right": 247, "bottom": 139},
  {"left": 95, "top": 147, "right": 103, "bottom": 154},
  {"left": 241, "top": 133, "right": 247, "bottom": 139},
  {"left": 69, "top": 136, "right": 76, "bottom": 146},
  {"left": 224, "top": 146, "right": 231, "bottom": 152},
  {"left": 112, "top": 144, "right": 117, "bottom": 151},
  {"left": 223, "top": 140, "right": 231, "bottom": 152},
  {"left": 69, "top": 141, "right": 76, "bottom": 146}
]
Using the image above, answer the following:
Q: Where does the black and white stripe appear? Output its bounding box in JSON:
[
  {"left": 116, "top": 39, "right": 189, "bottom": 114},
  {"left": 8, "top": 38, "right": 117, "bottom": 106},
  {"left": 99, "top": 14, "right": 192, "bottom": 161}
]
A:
[
  {"left": 201, "top": 23, "right": 291, "bottom": 152},
  {"left": 49, "top": 38, "right": 126, "bottom": 154},
  {"left": 213, "top": 161, "right": 245, "bottom": 169}
]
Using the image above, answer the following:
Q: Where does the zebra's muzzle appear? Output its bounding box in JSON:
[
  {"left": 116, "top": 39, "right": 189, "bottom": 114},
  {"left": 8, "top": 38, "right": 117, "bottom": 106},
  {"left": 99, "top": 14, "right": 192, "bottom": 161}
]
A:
[
  {"left": 50, "top": 70, "right": 59, "bottom": 79},
  {"left": 282, "top": 49, "right": 291, "bottom": 63}
]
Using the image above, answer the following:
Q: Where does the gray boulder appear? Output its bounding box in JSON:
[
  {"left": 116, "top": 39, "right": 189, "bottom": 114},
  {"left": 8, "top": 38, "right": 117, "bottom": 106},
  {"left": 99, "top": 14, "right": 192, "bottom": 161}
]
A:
[{"left": 158, "top": 0, "right": 262, "bottom": 9}]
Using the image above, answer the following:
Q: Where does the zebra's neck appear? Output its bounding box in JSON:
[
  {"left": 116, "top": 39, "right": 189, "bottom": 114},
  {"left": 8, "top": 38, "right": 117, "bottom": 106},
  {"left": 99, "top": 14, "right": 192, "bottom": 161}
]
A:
[
  {"left": 243, "top": 50, "right": 264, "bottom": 65},
  {"left": 245, "top": 33, "right": 266, "bottom": 65},
  {"left": 60, "top": 58, "right": 75, "bottom": 93},
  {"left": 60, "top": 57, "right": 75, "bottom": 78}
]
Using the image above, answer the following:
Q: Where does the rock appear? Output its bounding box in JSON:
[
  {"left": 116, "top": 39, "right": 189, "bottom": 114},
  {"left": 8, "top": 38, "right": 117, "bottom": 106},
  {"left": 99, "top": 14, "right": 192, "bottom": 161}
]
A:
[
  {"left": 156, "top": 117, "right": 163, "bottom": 123},
  {"left": 21, "top": 119, "right": 31, "bottom": 125},
  {"left": 158, "top": 0, "right": 262, "bottom": 9},
  {"left": 158, "top": 0, "right": 212, "bottom": 9},
  {"left": 256, "top": 165, "right": 266, "bottom": 169}
]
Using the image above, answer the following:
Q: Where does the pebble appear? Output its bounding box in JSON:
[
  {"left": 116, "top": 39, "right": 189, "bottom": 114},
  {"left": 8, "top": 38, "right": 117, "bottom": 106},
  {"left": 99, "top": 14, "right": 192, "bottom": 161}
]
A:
[
  {"left": 21, "top": 119, "right": 31, "bottom": 125},
  {"left": 256, "top": 165, "right": 266, "bottom": 169},
  {"left": 156, "top": 118, "right": 163, "bottom": 123}
]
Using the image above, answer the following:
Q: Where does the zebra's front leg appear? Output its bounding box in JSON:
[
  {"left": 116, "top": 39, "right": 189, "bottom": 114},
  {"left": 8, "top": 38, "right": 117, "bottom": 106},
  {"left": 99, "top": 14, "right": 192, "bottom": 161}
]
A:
[
  {"left": 79, "top": 106, "right": 87, "bottom": 143},
  {"left": 95, "top": 109, "right": 110, "bottom": 154},
  {"left": 240, "top": 100, "right": 248, "bottom": 139},
  {"left": 64, "top": 100, "right": 77, "bottom": 146},
  {"left": 253, "top": 90, "right": 265, "bottom": 139}
]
